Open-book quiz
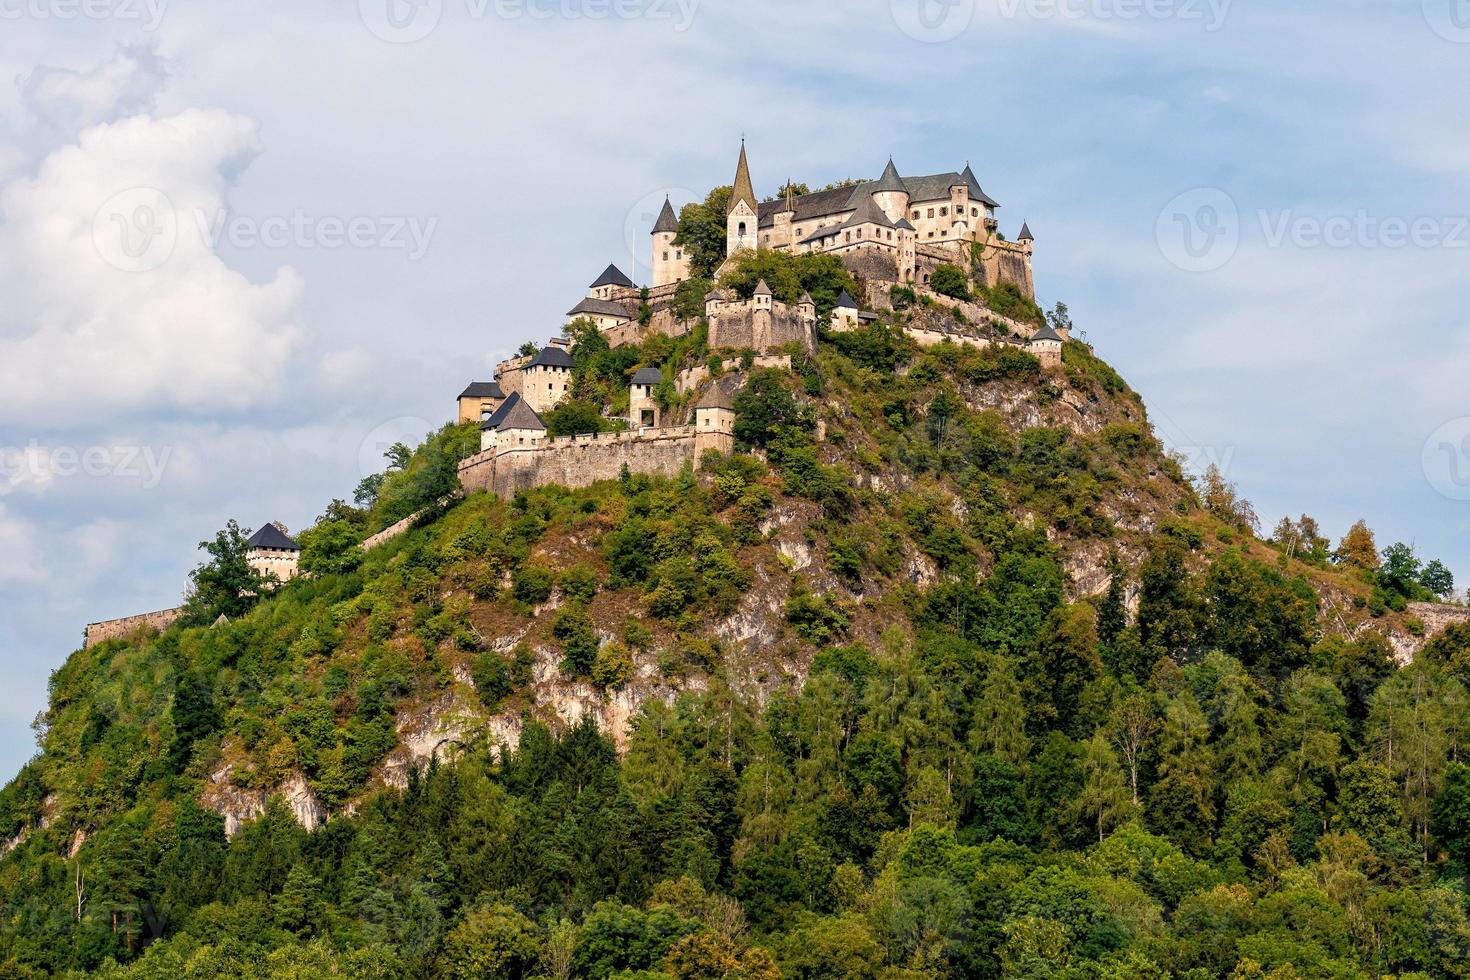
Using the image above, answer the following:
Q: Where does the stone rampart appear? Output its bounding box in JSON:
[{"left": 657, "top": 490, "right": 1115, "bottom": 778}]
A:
[
  {"left": 460, "top": 425, "right": 732, "bottom": 498},
  {"left": 84, "top": 607, "right": 185, "bottom": 649}
]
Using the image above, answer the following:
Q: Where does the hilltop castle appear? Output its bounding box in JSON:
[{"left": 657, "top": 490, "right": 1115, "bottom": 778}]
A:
[
  {"left": 651, "top": 141, "right": 1036, "bottom": 296},
  {"left": 444, "top": 142, "right": 1059, "bottom": 497}
]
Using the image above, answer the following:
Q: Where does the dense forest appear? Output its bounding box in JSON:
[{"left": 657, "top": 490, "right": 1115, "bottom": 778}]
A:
[{"left": 2, "top": 256, "right": 1469, "bottom": 979}]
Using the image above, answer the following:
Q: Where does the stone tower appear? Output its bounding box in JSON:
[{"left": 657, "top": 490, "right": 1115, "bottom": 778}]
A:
[
  {"left": 651, "top": 196, "right": 687, "bottom": 287},
  {"left": 726, "top": 141, "right": 758, "bottom": 255},
  {"left": 871, "top": 158, "right": 910, "bottom": 225}
]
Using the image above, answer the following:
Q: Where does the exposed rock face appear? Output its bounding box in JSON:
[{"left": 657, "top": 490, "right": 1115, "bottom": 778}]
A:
[{"left": 203, "top": 771, "right": 327, "bottom": 838}]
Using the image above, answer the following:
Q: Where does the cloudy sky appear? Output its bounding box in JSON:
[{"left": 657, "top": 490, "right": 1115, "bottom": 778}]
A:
[{"left": 1, "top": 0, "right": 1468, "bottom": 780}]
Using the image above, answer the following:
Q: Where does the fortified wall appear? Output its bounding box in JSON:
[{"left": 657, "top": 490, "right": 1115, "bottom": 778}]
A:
[
  {"left": 84, "top": 606, "right": 185, "bottom": 649},
  {"left": 459, "top": 423, "right": 733, "bottom": 499}
]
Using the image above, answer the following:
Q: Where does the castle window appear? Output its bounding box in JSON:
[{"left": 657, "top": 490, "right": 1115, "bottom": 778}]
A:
[
  {"left": 662, "top": 251, "right": 669, "bottom": 261},
  {"left": 971, "top": 207, "right": 978, "bottom": 217},
  {"left": 676, "top": 249, "right": 682, "bottom": 259},
  {"left": 927, "top": 208, "right": 934, "bottom": 218},
  {"left": 940, "top": 207, "right": 948, "bottom": 216},
  {"left": 912, "top": 210, "right": 919, "bottom": 219},
  {"left": 738, "top": 221, "right": 747, "bottom": 237}
]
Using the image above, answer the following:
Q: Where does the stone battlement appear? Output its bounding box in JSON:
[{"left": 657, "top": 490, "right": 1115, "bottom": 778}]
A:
[
  {"left": 84, "top": 606, "right": 185, "bottom": 649},
  {"left": 460, "top": 419, "right": 734, "bottom": 498}
]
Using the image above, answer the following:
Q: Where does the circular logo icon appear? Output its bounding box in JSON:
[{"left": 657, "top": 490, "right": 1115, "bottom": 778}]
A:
[
  {"left": 1424, "top": 0, "right": 1470, "bottom": 42},
  {"left": 92, "top": 187, "right": 177, "bottom": 273},
  {"left": 359, "top": 0, "right": 443, "bottom": 43},
  {"left": 1155, "top": 187, "right": 1240, "bottom": 273},
  {"left": 357, "top": 416, "right": 437, "bottom": 480},
  {"left": 624, "top": 187, "right": 695, "bottom": 282},
  {"left": 1423, "top": 417, "right": 1470, "bottom": 501},
  {"left": 890, "top": 0, "right": 975, "bottom": 42}
]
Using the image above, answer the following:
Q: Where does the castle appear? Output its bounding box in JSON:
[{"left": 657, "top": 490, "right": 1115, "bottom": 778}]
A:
[
  {"left": 657, "top": 141, "right": 1036, "bottom": 297},
  {"left": 449, "top": 142, "right": 1063, "bottom": 497}
]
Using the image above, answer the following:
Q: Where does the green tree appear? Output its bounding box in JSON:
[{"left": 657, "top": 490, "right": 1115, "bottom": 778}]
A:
[
  {"left": 1075, "top": 732, "right": 1134, "bottom": 842},
  {"left": 1147, "top": 692, "right": 1217, "bottom": 854},
  {"left": 674, "top": 186, "right": 733, "bottom": 279},
  {"left": 545, "top": 400, "right": 608, "bottom": 438},
  {"left": 439, "top": 902, "right": 541, "bottom": 980},
  {"left": 185, "top": 519, "right": 270, "bottom": 622},
  {"left": 928, "top": 263, "right": 969, "bottom": 300},
  {"left": 968, "top": 656, "right": 1030, "bottom": 765}
]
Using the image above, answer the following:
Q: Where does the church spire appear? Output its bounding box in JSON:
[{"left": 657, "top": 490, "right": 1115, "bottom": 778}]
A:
[{"left": 728, "top": 140, "right": 758, "bottom": 217}]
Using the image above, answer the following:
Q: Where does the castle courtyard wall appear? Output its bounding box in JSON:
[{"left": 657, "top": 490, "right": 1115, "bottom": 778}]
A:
[{"left": 460, "top": 425, "right": 733, "bottom": 498}]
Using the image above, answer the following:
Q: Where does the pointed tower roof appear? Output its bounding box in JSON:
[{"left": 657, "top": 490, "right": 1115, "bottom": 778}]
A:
[
  {"left": 590, "top": 263, "right": 635, "bottom": 288},
  {"left": 247, "top": 523, "right": 299, "bottom": 551},
  {"left": 797, "top": 291, "right": 814, "bottom": 306},
  {"left": 873, "top": 157, "right": 906, "bottom": 193},
  {"left": 835, "top": 289, "right": 858, "bottom": 309},
  {"left": 482, "top": 391, "right": 546, "bottom": 431},
  {"left": 728, "top": 140, "right": 758, "bottom": 216},
  {"left": 1018, "top": 221, "right": 1035, "bottom": 242},
  {"left": 959, "top": 164, "right": 1000, "bottom": 208},
  {"left": 652, "top": 196, "right": 679, "bottom": 234},
  {"left": 752, "top": 278, "right": 772, "bottom": 297}
]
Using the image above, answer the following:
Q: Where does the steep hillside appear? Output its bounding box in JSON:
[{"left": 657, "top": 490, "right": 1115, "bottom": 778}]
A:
[{"left": 3, "top": 318, "right": 1470, "bottom": 980}]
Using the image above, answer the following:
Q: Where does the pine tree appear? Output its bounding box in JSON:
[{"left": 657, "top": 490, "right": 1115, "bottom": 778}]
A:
[
  {"left": 969, "top": 656, "right": 1030, "bottom": 765},
  {"left": 1147, "top": 692, "right": 1218, "bottom": 854}
]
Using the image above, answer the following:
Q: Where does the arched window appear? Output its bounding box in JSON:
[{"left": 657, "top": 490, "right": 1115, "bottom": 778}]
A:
[{"left": 738, "top": 221, "right": 747, "bottom": 237}]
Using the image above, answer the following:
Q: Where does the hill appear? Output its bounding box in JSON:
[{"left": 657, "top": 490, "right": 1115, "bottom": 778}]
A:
[{"left": 3, "top": 308, "right": 1470, "bottom": 979}]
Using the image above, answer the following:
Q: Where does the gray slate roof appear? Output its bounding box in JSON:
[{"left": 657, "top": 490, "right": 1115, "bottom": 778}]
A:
[
  {"left": 590, "top": 263, "right": 634, "bottom": 288},
  {"left": 529, "top": 345, "right": 574, "bottom": 369},
  {"left": 482, "top": 391, "right": 546, "bottom": 431},
  {"left": 567, "top": 297, "right": 634, "bottom": 319},
  {"left": 695, "top": 385, "right": 735, "bottom": 410},
  {"left": 631, "top": 367, "right": 663, "bottom": 385},
  {"left": 652, "top": 197, "right": 679, "bottom": 234},
  {"left": 1018, "top": 221, "right": 1034, "bottom": 241},
  {"left": 835, "top": 289, "right": 858, "bottom": 309},
  {"left": 873, "top": 158, "right": 906, "bottom": 193},
  {"left": 758, "top": 163, "right": 1001, "bottom": 228},
  {"left": 459, "top": 381, "right": 504, "bottom": 399},
  {"left": 247, "top": 523, "right": 299, "bottom": 551},
  {"left": 840, "top": 193, "right": 895, "bottom": 231},
  {"left": 1030, "top": 323, "right": 1064, "bottom": 343}
]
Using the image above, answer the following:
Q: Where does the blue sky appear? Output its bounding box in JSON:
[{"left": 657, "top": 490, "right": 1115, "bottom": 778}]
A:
[{"left": 1, "top": 0, "right": 1467, "bottom": 781}]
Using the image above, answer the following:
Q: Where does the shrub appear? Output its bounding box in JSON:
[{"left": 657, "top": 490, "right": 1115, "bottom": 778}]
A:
[
  {"left": 553, "top": 608, "right": 599, "bottom": 676},
  {"left": 512, "top": 565, "right": 556, "bottom": 605},
  {"left": 591, "top": 643, "right": 634, "bottom": 688},
  {"left": 929, "top": 263, "right": 970, "bottom": 300}
]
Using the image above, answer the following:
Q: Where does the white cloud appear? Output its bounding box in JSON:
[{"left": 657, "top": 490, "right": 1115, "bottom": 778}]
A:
[
  {"left": 19, "top": 45, "right": 169, "bottom": 137},
  {"left": 0, "top": 107, "right": 303, "bottom": 422},
  {"left": 0, "top": 505, "right": 43, "bottom": 585}
]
